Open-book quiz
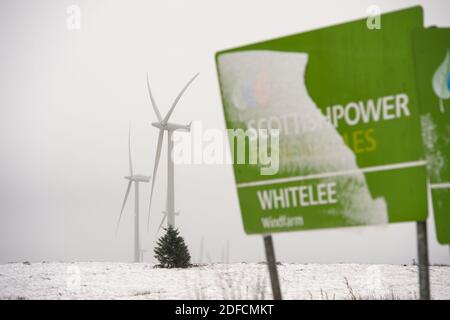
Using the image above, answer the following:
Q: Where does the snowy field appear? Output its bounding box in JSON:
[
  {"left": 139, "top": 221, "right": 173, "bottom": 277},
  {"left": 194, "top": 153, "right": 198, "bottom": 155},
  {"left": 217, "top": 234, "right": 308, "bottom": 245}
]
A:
[{"left": 0, "top": 262, "right": 449, "bottom": 300}]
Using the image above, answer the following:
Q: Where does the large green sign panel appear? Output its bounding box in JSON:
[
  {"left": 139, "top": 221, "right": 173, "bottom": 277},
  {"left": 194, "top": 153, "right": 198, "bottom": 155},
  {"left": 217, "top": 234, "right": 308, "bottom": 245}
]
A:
[
  {"left": 414, "top": 28, "right": 450, "bottom": 244},
  {"left": 216, "top": 7, "right": 428, "bottom": 234}
]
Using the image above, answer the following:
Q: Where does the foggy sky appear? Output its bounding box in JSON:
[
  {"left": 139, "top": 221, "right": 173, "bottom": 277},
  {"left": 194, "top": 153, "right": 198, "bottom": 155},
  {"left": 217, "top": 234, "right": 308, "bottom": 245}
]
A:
[{"left": 0, "top": 0, "right": 449, "bottom": 265}]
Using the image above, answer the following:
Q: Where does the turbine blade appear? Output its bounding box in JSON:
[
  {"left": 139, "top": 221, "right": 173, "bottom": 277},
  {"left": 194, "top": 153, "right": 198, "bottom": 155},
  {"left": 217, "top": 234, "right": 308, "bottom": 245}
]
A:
[
  {"left": 157, "top": 214, "right": 167, "bottom": 234},
  {"left": 128, "top": 122, "right": 133, "bottom": 176},
  {"left": 163, "top": 72, "right": 199, "bottom": 124},
  {"left": 146, "top": 73, "right": 163, "bottom": 122},
  {"left": 147, "top": 129, "right": 165, "bottom": 231},
  {"left": 115, "top": 180, "right": 133, "bottom": 235}
]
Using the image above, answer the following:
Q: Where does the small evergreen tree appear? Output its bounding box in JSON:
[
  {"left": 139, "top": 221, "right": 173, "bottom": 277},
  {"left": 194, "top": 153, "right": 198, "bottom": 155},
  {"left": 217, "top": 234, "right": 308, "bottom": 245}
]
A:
[{"left": 154, "top": 225, "right": 191, "bottom": 268}]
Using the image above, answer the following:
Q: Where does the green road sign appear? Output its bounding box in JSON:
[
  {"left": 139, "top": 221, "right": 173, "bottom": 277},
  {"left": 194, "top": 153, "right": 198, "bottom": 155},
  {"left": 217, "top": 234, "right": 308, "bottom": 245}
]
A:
[
  {"left": 414, "top": 28, "right": 450, "bottom": 244},
  {"left": 216, "top": 7, "right": 428, "bottom": 235}
]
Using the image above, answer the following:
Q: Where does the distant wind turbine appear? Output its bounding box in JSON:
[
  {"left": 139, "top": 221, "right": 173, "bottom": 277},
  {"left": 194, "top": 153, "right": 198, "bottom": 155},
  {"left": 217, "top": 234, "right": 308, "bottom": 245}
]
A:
[
  {"left": 145, "top": 72, "right": 199, "bottom": 232},
  {"left": 116, "top": 124, "right": 150, "bottom": 262}
]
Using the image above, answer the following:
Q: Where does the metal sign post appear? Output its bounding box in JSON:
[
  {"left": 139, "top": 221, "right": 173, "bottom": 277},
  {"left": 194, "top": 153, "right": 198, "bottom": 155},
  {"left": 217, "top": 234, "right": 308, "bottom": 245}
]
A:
[
  {"left": 416, "top": 221, "right": 431, "bottom": 300},
  {"left": 263, "top": 235, "right": 282, "bottom": 300}
]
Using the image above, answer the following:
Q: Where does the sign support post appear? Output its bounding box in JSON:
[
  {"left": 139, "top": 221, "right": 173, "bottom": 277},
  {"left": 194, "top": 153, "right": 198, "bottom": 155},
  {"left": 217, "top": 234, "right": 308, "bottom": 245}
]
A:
[
  {"left": 416, "top": 220, "right": 430, "bottom": 300},
  {"left": 263, "top": 235, "right": 282, "bottom": 300}
]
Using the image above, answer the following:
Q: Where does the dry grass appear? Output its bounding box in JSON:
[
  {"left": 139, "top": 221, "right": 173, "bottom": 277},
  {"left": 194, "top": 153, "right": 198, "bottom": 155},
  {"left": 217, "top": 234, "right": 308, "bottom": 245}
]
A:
[
  {"left": 190, "top": 272, "right": 412, "bottom": 300},
  {"left": 190, "top": 264, "right": 268, "bottom": 300},
  {"left": 343, "top": 276, "right": 408, "bottom": 300}
]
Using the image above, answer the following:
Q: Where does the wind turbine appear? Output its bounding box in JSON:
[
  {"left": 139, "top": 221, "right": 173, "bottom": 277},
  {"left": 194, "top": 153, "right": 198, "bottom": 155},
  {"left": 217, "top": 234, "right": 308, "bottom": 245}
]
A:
[
  {"left": 145, "top": 72, "right": 199, "bottom": 232},
  {"left": 116, "top": 124, "right": 150, "bottom": 262}
]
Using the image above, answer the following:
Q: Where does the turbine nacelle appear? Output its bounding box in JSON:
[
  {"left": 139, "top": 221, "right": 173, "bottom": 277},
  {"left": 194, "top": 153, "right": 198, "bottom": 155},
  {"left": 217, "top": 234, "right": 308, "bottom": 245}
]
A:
[
  {"left": 125, "top": 175, "right": 151, "bottom": 183},
  {"left": 151, "top": 121, "right": 191, "bottom": 132}
]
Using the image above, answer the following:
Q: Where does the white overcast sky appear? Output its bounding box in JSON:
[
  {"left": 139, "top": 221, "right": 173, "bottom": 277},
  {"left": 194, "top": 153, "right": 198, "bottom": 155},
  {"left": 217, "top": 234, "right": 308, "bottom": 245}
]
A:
[{"left": 0, "top": 0, "right": 449, "bottom": 264}]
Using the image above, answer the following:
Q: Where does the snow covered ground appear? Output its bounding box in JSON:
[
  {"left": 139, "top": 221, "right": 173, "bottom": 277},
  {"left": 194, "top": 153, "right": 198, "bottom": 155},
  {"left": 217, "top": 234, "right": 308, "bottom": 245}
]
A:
[{"left": 0, "top": 262, "right": 449, "bottom": 300}]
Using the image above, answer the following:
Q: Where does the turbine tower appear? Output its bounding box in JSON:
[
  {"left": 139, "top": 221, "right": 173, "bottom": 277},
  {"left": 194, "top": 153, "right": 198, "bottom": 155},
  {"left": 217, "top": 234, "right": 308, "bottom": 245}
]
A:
[
  {"left": 116, "top": 124, "right": 150, "bottom": 262},
  {"left": 145, "top": 72, "right": 199, "bottom": 232}
]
